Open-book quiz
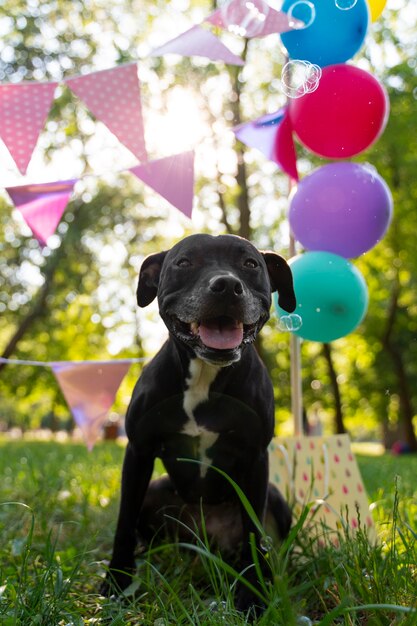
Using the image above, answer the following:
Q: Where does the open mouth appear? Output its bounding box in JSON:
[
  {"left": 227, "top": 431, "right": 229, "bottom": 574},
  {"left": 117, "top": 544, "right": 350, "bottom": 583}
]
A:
[{"left": 171, "top": 315, "right": 259, "bottom": 351}]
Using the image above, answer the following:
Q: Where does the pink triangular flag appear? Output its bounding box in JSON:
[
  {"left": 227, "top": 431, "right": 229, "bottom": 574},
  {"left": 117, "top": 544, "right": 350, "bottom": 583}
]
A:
[
  {"left": 66, "top": 64, "right": 147, "bottom": 162},
  {"left": 150, "top": 25, "right": 244, "bottom": 66},
  {"left": 0, "top": 81, "right": 58, "bottom": 174},
  {"left": 234, "top": 108, "right": 298, "bottom": 180},
  {"left": 51, "top": 360, "right": 131, "bottom": 450},
  {"left": 130, "top": 151, "right": 194, "bottom": 218},
  {"left": 6, "top": 180, "right": 78, "bottom": 246},
  {"left": 205, "top": 4, "right": 303, "bottom": 37}
]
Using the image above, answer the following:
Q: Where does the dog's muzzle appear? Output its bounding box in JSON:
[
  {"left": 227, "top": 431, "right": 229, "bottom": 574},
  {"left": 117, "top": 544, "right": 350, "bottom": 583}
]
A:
[
  {"left": 164, "top": 273, "right": 269, "bottom": 364},
  {"left": 171, "top": 315, "right": 260, "bottom": 349}
]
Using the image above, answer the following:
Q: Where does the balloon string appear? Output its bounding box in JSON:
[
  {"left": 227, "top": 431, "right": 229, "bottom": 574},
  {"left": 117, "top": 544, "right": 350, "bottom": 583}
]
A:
[
  {"left": 286, "top": 90, "right": 303, "bottom": 436},
  {"left": 281, "top": 52, "right": 303, "bottom": 436}
]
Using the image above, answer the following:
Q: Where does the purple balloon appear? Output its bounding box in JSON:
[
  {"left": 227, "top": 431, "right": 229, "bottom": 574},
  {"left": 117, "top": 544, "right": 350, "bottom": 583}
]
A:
[{"left": 289, "top": 162, "right": 393, "bottom": 258}]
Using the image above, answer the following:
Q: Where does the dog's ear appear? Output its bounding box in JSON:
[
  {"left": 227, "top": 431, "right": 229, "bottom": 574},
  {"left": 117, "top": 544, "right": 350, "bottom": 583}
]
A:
[
  {"left": 261, "top": 252, "right": 296, "bottom": 313},
  {"left": 137, "top": 251, "right": 168, "bottom": 307}
]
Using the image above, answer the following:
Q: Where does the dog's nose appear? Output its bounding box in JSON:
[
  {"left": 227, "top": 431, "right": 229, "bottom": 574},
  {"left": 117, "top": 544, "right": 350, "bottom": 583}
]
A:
[{"left": 209, "top": 275, "right": 244, "bottom": 297}]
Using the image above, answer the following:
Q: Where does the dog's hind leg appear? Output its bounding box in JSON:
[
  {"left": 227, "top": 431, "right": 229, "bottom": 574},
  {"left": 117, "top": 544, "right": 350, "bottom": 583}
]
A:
[
  {"left": 137, "top": 475, "right": 196, "bottom": 545},
  {"left": 265, "top": 483, "right": 292, "bottom": 541}
]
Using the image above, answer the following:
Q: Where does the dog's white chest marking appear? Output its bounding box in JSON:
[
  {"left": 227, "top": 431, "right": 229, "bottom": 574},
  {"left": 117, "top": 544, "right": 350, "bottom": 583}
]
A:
[{"left": 182, "top": 359, "right": 220, "bottom": 477}]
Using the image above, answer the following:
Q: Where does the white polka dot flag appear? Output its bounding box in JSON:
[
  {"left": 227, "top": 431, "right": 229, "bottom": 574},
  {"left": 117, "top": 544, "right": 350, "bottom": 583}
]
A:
[
  {"left": 6, "top": 179, "right": 77, "bottom": 246},
  {"left": 149, "top": 25, "right": 244, "bottom": 66},
  {"left": 0, "top": 81, "right": 58, "bottom": 175},
  {"left": 66, "top": 63, "right": 147, "bottom": 162},
  {"left": 130, "top": 151, "right": 194, "bottom": 218},
  {"left": 51, "top": 360, "right": 132, "bottom": 450}
]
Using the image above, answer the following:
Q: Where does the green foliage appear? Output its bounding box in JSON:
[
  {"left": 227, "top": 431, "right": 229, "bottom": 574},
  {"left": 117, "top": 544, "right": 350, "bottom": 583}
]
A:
[
  {"left": 0, "top": 439, "right": 416, "bottom": 624},
  {"left": 0, "top": 0, "right": 416, "bottom": 444}
]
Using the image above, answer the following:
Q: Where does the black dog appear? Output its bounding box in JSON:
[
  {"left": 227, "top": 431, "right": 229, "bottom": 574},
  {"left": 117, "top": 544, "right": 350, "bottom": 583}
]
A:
[{"left": 102, "top": 233, "right": 296, "bottom": 612}]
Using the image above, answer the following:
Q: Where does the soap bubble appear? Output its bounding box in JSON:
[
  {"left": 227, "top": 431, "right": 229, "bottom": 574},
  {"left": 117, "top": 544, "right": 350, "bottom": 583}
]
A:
[
  {"left": 281, "top": 60, "right": 322, "bottom": 99},
  {"left": 208, "top": 600, "right": 228, "bottom": 621},
  {"left": 278, "top": 313, "right": 303, "bottom": 332},
  {"left": 287, "top": 0, "right": 316, "bottom": 29},
  {"left": 296, "top": 616, "right": 313, "bottom": 626},
  {"left": 335, "top": 0, "right": 358, "bottom": 9},
  {"left": 221, "top": 0, "right": 270, "bottom": 38},
  {"left": 260, "top": 535, "right": 274, "bottom": 552}
]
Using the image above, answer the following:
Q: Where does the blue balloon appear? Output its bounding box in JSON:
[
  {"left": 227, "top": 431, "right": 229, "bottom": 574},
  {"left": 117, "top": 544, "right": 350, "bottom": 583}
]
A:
[
  {"left": 274, "top": 251, "right": 368, "bottom": 342},
  {"left": 280, "top": 0, "right": 369, "bottom": 67}
]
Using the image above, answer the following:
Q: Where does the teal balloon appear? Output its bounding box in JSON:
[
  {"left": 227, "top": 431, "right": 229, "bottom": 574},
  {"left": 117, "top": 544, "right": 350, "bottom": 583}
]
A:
[{"left": 274, "top": 251, "right": 368, "bottom": 342}]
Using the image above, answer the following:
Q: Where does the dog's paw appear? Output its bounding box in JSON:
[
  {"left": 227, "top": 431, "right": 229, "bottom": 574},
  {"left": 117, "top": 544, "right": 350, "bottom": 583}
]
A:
[
  {"left": 235, "top": 584, "right": 265, "bottom": 618},
  {"left": 100, "top": 565, "right": 135, "bottom": 597}
]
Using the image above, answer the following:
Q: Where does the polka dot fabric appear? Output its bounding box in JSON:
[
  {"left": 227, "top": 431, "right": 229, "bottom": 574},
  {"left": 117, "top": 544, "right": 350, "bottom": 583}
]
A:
[
  {"left": 0, "top": 81, "right": 58, "bottom": 174},
  {"left": 269, "top": 434, "right": 375, "bottom": 545},
  {"left": 66, "top": 64, "right": 147, "bottom": 162}
]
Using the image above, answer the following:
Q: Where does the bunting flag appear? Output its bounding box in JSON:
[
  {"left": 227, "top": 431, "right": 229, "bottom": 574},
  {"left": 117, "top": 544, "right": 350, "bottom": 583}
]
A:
[
  {"left": 234, "top": 108, "right": 298, "bottom": 180},
  {"left": 51, "top": 360, "right": 132, "bottom": 450},
  {"left": 6, "top": 180, "right": 78, "bottom": 246},
  {"left": 205, "top": 5, "right": 303, "bottom": 37},
  {"left": 130, "top": 150, "right": 195, "bottom": 218},
  {"left": 273, "top": 109, "right": 299, "bottom": 182},
  {"left": 66, "top": 64, "right": 147, "bottom": 162},
  {"left": 149, "top": 24, "right": 244, "bottom": 66},
  {"left": 0, "top": 81, "right": 58, "bottom": 175}
]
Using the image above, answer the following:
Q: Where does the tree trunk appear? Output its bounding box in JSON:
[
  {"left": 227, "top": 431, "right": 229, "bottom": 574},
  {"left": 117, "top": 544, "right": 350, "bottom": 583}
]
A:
[
  {"left": 230, "top": 40, "right": 251, "bottom": 240},
  {"left": 0, "top": 250, "right": 62, "bottom": 372},
  {"left": 322, "top": 342, "right": 346, "bottom": 435},
  {"left": 0, "top": 283, "right": 49, "bottom": 364},
  {"left": 382, "top": 277, "right": 417, "bottom": 451}
]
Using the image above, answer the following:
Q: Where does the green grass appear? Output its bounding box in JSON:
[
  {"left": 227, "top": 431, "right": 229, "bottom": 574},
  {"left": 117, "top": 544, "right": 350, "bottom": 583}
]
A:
[{"left": 0, "top": 438, "right": 416, "bottom": 625}]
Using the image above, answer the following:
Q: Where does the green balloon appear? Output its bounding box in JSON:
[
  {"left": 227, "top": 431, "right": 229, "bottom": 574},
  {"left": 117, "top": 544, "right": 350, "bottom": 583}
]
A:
[{"left": 274, "top": 251, "right": 368, "bottom": 342}]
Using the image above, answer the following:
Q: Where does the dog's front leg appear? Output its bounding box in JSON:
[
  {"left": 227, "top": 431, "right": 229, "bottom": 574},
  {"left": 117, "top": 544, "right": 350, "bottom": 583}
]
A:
[
  {"left": 101, "top": 442, "right": 154, "bottom": 595},
  {"left": 235, "top": 451, "right": 270, "bottom": 614}
]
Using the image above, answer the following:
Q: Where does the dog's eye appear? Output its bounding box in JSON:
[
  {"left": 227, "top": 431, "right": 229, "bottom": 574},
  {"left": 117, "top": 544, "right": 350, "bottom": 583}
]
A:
[
  {"left": 176, "top": 258, "right": 191, "bottom": 268},
  {"left": 244, "top": 258, "right": 258, "bottom": 269}
]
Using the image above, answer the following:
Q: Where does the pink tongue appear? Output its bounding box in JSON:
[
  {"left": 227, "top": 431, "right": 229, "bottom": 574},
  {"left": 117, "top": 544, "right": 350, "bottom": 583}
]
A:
[{"left": 198, "top": 321, "right": 243, "bottom": 350}]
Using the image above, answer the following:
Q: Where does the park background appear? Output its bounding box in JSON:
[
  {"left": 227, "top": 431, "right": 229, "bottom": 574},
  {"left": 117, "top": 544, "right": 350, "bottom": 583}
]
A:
[{"left": 0, "top": 0, "right": 416, "bottom": 451}]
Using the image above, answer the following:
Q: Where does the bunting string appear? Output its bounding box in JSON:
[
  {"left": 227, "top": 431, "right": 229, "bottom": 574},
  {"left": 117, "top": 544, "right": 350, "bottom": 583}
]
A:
[
  {"left": 0, "top": 356, "right": 148, "bottom": 367},
  {"left": 0, "top": 5, "right": 300, "bottom": 241},
  {"left": 4, "top": 150, "right": 195, "bottom": 245},
  {"left": 0, "top": 5, "right": 301, "bottom": 447},
  {"left": 0, "top": 356, "right": 149, "bottom": 449}
]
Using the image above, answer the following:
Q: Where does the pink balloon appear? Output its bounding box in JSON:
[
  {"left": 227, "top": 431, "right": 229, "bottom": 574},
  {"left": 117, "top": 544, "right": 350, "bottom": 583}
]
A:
[{"left": 288, "top": 64, "right": 389, "bottom": 159}]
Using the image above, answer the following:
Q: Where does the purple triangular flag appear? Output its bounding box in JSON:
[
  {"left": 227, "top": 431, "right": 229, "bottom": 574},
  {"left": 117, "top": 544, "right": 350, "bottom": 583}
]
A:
[
  {"left": 6, "top": 180, "right": 78, "bottom": 245},
  {"left": 130, "top": 151, "right": 195, "bottom": 218},
  {"left": 150, "top": 25, "right": 244, "bottom": 66},
  {"left": 234, "top": 108, "right": 298, "bottom": 180}
]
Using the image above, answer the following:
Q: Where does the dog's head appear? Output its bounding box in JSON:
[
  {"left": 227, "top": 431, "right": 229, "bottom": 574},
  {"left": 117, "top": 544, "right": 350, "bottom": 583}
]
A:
[{"left": 137, "top": 234, "right": 296, "bottom": 365}]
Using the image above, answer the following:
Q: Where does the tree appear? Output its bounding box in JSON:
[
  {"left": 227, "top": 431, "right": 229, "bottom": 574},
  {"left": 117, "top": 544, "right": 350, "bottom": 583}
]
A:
[{"left": 0, "top": 0, "right": 416, "bottom": 448}]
